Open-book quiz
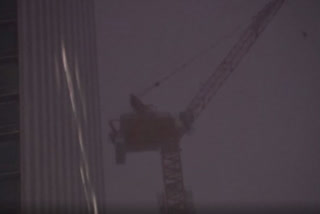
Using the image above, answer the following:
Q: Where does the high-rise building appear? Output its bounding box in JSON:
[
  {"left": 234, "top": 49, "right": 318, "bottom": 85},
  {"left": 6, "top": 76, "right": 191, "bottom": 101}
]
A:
[
  {"left": 0, "top": 0, "right": 105, "bottom": 213},
  {"left": 0, "top": 0, "right": 20, "bottom": 213}
]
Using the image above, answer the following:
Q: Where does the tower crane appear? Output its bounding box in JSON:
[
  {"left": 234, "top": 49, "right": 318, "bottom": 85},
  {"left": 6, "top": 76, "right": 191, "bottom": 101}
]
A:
[{"left": 108, "top": 1, "right": 285, "bottom": 213}]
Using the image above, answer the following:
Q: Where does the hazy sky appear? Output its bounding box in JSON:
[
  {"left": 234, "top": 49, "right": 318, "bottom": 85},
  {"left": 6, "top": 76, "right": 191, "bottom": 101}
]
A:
[{"left": 95, "top": 0, "right": 320, "bottom": 211}]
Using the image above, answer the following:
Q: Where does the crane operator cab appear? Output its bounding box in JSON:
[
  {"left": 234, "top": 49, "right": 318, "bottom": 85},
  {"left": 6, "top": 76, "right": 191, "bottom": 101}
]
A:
[{"left": 109, "top": 94, "right": 186, "bottom": 164}]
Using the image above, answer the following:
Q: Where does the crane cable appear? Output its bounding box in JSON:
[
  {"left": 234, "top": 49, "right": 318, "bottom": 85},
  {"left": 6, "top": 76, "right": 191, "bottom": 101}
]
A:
[{"left": 135, "top": 12, "right": 252, "bottom": 98}]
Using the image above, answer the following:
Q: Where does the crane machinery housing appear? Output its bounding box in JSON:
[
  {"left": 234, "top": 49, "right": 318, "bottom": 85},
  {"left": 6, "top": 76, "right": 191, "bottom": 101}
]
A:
[{"left": 108, "top": 1, "right": 285, "bottom": 213}]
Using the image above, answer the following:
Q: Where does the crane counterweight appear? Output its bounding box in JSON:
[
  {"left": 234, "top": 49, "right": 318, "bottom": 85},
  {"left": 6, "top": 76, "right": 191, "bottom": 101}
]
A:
[{"left": 109, "top": 95, "right": 186, "bottom": 164}]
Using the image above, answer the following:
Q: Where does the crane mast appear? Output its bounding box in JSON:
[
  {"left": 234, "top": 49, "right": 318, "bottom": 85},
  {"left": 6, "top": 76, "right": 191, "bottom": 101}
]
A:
[{"left": 159, "top": 145, "right": 189, "bottom": 214}]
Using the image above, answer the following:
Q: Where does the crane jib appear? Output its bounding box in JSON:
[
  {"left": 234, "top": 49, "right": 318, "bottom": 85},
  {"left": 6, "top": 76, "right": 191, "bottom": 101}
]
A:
[{"left": 181, "top": 0, "right": 285, "bottom": 130}]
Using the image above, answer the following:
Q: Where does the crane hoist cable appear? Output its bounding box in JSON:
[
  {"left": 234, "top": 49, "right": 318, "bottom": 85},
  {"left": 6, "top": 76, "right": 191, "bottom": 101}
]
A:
[{"left": 135, "top": 17, "right": 252, "bottom": 98}]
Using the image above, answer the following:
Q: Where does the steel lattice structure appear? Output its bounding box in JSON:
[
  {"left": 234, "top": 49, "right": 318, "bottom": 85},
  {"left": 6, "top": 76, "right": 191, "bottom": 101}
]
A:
[{"left": 109, "top": 1, "right": 285, "bottom": 214}]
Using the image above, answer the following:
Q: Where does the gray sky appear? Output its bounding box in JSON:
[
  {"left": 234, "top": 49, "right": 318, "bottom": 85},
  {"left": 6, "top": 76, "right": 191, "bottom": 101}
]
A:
[{"left": 95, "top": 0, "right": 320, "bottom": 211}]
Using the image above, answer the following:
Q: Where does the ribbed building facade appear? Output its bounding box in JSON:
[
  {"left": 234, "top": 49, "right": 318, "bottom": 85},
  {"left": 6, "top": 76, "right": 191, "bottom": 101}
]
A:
[{"left": 18, "top": 0, "right": 105, "bottom": 213}]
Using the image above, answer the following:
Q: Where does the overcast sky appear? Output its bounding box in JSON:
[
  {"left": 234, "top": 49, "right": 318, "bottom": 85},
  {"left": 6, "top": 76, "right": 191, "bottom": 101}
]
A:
[{"left": 95, "top": 0, "right": 320, "bottom": 212}]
